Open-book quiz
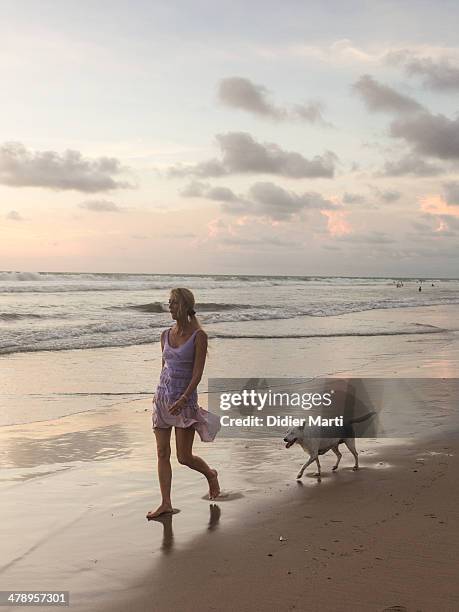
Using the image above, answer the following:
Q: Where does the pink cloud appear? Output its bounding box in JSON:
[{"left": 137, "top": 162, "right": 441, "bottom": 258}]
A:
[
  {"left": 207, "top": 218, "right": 227, "bottom": 238},
  {"left": 322, "top": 210, "right": 352, "bottom": 236},
  {"left": 420, "top": 194, "right": 459, "bottom": 216}
]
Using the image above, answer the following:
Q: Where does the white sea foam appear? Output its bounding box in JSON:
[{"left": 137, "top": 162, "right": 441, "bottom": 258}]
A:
[{"left": 1, "top": 272, "right": 459, "bottom": 355}]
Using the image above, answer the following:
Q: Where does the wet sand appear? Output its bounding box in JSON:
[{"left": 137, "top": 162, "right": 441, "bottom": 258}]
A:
[
  {"left": 1, "top": 306, "right": 459, "bottom": 611},
  {"left": 104, "top": 436, "right": 459, "bottom": 612},
  {"left": 1, "top": 402, "right": 457, "bottom": 611}
]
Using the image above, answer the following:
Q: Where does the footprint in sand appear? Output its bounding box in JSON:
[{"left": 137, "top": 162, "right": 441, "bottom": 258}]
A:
[{"left": 200, "top": 491, "right": 244, "bottom": 501}]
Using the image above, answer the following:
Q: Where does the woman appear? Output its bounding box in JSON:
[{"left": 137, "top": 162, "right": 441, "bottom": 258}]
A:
[{"left": 147, "top": 288, "right": 221, "bottom": 519}]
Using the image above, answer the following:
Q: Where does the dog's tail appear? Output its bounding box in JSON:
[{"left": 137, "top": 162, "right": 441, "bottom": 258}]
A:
[{"left": 349, "top": 411, "right": 376, "bottom": 424}]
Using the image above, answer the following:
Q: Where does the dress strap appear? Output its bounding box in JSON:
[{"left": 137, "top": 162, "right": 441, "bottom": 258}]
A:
[{"left": 166, "top": 327, "right": 200, "bottom": 349}]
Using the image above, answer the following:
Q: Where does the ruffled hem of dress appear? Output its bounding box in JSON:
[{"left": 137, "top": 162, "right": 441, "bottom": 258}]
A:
[{"left": 152, "top": 400, "right": 221, "bottom": 443}]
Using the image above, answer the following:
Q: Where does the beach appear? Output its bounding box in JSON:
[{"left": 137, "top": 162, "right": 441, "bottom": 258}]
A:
[
  {"left": 4, "top": 0, "right": 459, "bottom": 608},
  {"left": 1, "top": 274, "right": 459, "bottom": 611},
  {"left": 1, "top": 408, "right": 458, "bottom": 611}
]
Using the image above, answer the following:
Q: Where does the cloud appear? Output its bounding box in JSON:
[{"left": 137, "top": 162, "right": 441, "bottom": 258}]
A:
[
  {"left": 439, "top": 214, "right": 459, "bottom": 230},
  {"left": 292, "top": 101, "right": 331, "bottom": 126},
  {"left": 0, "top": 142, "right": 132, "bottom": 192},
  {"left": 261, "top": 39, "right": 384, "bottom": 64},
  {"left": 264, "top": 41, "right": 459, "bottom": 73},
  {"left": 364, "top": 186, "right": 401, "bottom": 205},
  {"left": 390, "top": 112, "right": 459, "bottom": 160},
  {"left": 379, "top": 190, "right": 401, "bottom": 203},
  {"left": 221, "top": 235, "right": 302, "bottom": 249},
  {"left": 337, "top": 231, "right": 395, "bottom": 244},
  {"left": 389, "top": 51, "right": 459, "bottom": 91},
  {"left": 341, "top": 192, "right": 379, "bottom": 209},
  {"left": 342, "top": 188, "right": 400, "bottom": 208},
  {"left": 179, "top": 180, "right": 208, "bottom": 197},
  {"left": 320, "top": 210, "right": 352, "bottom": 236},
  {"left": 393, "top": 244, "right": 459, "bottom": 258},
  {"left": 207, "top": 218, "right": 230, "bottom": 239},
  {"left": 419, "top": 194, "right": 459, "bottom": 217},
  {"left": 217, "top": 77, "right": 330, "bottom": 126},
  {"left": 164, "top": 232, "right": 196, "bottom": 239},
  {"left": 206, "top": 186, "right": 240, "bottom": 202},
  {"left": 409, "top": 212, "right": 459, "bottom": 237},
  {"left": 352, "top": 74, "right": 423, "bottom": 114},
  {"left": 168, "top": 132, "right": 337, "bottom": 179},
  {"left": 169, "top": 159, "right": 224, "bottom": 179},
  {"left": 6, "top": 210, "right": 23, "bottom": 221},
  {"left": 381, "top": 154, "right": 442, "bottom": 176},
  {"left": 180, "top": 181, "right": 247, "bottom": 213},
  {"left": 181, "top": 179, "right": 337, "bottom": 221},
  {"left": 405, "top": 57, "right": 459, "bottom": 91},
  {"left": 204, "top": 185, "right": 250, "bottom": 215},
  {"left": 218, "top": 77, "right": 285, "bottom": 119},
  {"left": 355, "top": 74, "right": 459, "bottom": 163},
  {"left": 322, "top": 243, "right": 342, "bottom": 251},
  {"left": 248, "top": 182, "right": 338, "bottom": 220},
  {"left": 443, "top": 181, "right": 459, "bottom": 205},
  {"left": 180, "top": 181, "right": 245, "bottom": 202},
  {"left": 411, "top": 220, "right": 434, "bottom": 234},
  {"left": 342, "top": 192, "right": 365, "bottom": 204},
  {"left": 180, "top": 180, "right": 243, "bottom": 202},
  {"left": 204, "top": 217, "right": 304, "bottom": 250},
  {"left": 78, "top": 199, "right": 122, "bottom": 212}
]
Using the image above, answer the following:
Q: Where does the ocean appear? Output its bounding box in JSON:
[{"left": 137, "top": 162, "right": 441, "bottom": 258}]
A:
[
  {"left": 1, "top": 271, "right": 457, "bottom": 355},
  {"left": 2, "top": 271, "right": 459, "bottom": 428}
]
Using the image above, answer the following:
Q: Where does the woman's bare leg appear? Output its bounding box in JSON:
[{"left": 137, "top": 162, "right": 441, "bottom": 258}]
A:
[
  {"left": 147, "top": 427, "right": 173, "bottom": 518},
  {"left": 175, "top": 427, "right": 220, "bottom": 499}
]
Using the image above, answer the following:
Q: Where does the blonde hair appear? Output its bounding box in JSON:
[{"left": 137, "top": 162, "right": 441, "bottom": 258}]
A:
[{"left": 170, "top": 287, "right": 201, "bottom": 331}]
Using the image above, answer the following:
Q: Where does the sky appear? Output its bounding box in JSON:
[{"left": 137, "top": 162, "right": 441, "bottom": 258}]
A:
[{"left": 1, "top": 0, "right": 459, "bottom": 276}]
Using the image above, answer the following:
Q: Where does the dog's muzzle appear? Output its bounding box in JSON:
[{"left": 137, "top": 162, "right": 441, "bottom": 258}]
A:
[{"left": 284, "top": 438, "right": 296, "bottom": 448}]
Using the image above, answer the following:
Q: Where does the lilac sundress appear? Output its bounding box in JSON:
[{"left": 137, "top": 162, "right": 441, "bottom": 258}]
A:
[{"left": 152, "top": 328, "right": 221, "bottom": 442}]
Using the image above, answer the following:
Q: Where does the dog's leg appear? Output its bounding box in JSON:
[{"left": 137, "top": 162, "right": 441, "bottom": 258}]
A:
[
  {"left": 331, "top": 446, "right": 342, "bottom": 471},
  {"left": 296, "top": 455, "right": 317, "bottom": 480},
  {"left": 314, "top": 457, "right": 322, "bottom": 482},
  {"left": 344, "top": 439, "right": 359, "bottom": 470}
]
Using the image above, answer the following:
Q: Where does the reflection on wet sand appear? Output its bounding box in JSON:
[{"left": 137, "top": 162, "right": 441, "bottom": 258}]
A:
[
  {"left": 149, "top": 512, "right": 175, "bottom": 554},
  {"left": 208, "top": 503, "right": 221, "bottom": 531},
  {"left": 148, "top": 504, "right": 222, "bottom": 554},
  {"left": 0, "top": 425, "right": 131, "bottom": 471}
]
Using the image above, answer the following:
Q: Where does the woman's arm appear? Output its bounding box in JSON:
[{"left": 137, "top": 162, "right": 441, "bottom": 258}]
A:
[{"left": 160, "top": 329, "right": 166, "bottom": 370}]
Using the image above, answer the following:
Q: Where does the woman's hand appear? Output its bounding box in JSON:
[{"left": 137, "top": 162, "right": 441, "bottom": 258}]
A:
[{"left": 169, "top": 395, "right": 187, "bottom": 415}]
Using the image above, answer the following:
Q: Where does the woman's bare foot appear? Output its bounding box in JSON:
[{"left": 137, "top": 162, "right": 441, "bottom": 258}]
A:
[
  {"left": 146, "top": 503, "right": 173, "bottom": 519},
  {"left": 207, "top": 469, "right": 220, "bottom": 500}
]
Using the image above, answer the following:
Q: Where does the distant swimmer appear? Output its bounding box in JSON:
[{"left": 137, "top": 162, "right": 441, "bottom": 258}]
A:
[{"left": 419, "top": 286, "right": 422, "bottom": 292}]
